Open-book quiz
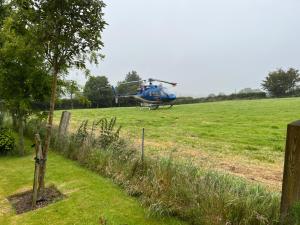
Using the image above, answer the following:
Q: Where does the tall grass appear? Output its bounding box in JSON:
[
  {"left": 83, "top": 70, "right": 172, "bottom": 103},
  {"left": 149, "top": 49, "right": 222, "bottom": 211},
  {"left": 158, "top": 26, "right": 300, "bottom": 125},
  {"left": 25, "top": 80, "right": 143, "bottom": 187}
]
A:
[{"left": 24, "top": 118, "right": 283, "bottom": 225}]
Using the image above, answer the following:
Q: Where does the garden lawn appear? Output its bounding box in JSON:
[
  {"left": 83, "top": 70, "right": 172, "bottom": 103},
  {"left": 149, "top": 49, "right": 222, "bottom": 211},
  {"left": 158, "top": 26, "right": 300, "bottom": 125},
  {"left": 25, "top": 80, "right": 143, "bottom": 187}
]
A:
[{"left": 0, "top": 150, "right": 185, "bottom": 225}]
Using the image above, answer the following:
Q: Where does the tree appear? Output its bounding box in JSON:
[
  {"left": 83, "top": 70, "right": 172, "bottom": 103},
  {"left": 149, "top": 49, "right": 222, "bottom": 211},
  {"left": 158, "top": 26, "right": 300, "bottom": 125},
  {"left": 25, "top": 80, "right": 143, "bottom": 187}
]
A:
[
  {"left": 84, "top": 76, "right": 113, "bottom": 108},
  {"left": 16, "top": 0, "right": 106, "bottom": 192},
  {"left": 116, "top": 71, "right": 142, "bottom": 95},
  {"left": 239, "top": 88, "right": 261, "bottom": 94},
  {"left": 63, "top": 80, "right": 80, "bottom": 109},
  {"left": 0, "top": 0, "right": 8, "bottom": 26},
  {"left": 261, "top": 68, "right": 300, "bottom": 97},
  {"left": 0, "top": 16, "right": 50, "bottom": 155}
]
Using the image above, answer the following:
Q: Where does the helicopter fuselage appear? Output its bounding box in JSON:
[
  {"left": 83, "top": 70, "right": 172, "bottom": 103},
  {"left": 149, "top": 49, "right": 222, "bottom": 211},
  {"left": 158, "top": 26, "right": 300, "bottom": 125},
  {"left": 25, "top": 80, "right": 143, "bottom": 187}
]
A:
[{"left": 135, "top": 84, "right": 176, "bottom": 104}]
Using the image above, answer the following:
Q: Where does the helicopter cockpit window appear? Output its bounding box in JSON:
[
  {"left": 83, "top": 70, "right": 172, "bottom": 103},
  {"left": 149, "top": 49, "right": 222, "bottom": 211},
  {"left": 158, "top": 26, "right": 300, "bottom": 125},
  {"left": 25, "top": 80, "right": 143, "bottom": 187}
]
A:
[
  {"left": 161, "top": 87, "right": 172, "bottom": 96},
  {"left": 151, "top": 91, "right": 160, "bottom": 96}
]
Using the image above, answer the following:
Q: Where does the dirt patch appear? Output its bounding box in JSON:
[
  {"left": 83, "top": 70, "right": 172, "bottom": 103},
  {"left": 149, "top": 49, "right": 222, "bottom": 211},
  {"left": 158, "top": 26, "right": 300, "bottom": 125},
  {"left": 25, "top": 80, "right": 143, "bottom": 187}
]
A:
[
  {"left": 7, "top": 185, "right": 65, "bottom": 214},
  {"left": 215, "top": 161, "right": 283, "bottom": 191},
  {"left": 172, "top": 148, "right": 283, "bottom": 191}
]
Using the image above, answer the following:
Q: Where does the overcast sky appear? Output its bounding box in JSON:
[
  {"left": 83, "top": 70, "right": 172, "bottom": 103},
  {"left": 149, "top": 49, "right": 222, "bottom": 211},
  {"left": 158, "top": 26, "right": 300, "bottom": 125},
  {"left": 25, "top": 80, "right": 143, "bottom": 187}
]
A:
[{"left": 68, "top": 0, "right": 300, "bottom": 97}]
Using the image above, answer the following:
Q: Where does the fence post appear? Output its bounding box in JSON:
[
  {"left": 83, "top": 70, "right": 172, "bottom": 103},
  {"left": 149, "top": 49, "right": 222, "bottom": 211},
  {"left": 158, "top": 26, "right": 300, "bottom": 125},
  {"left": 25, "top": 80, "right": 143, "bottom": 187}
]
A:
[
  {"left": 280, "top": 120, "right": 300, "bottom": 222},
  {"left": 32, "top": 134, "right": 43, "bottom": 208},
  {"left": 141, "top": 128, "right": 145, "bottom": 162},
  {"left": 58, "top": 111, "right": 71, "bottom": 136}
]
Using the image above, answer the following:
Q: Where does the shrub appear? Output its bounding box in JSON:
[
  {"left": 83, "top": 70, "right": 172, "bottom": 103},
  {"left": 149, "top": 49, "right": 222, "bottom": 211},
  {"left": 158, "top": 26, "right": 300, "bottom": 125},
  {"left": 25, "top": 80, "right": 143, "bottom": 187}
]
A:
[
  {"left": 23, "top": 112, "right": 48, "bottom": 139},
  {"left": 0, "top": 128, "right": 15, "bottom": 155}
]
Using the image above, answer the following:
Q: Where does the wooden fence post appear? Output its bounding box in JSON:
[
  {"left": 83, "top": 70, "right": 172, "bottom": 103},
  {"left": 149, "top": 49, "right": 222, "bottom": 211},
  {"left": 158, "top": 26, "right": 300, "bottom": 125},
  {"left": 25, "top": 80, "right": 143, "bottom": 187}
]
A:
[
  {"left": 58, "top": 111, "right": 71, "bottom": 136},
  {"left": 141, "top": 128, "right": 145, "bottom": 162},
  {"left": 280, "top": 120, "right": 300, "bottom": 222},
  {"left": 32, "top": 134, "right": 43, "bottom": 208}
]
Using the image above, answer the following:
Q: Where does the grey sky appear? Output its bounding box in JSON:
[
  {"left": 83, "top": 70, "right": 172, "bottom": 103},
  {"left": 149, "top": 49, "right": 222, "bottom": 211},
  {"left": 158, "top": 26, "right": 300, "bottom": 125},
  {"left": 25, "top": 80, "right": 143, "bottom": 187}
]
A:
[{"left": 69, "top": 0, "right": 300, "bottom": 97}]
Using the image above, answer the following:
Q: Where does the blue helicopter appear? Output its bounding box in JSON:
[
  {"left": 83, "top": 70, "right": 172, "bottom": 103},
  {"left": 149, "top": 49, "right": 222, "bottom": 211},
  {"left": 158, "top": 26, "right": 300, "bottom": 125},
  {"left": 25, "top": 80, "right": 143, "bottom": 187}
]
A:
[{"left": 112, "top": 78, "right": 177, "bottom": 109}]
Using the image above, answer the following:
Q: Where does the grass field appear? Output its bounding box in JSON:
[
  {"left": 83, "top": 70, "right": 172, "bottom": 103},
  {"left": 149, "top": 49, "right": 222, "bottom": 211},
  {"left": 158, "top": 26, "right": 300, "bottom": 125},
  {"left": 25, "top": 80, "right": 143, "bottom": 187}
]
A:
[
  {"left": 54, "top": 98, "right": 300, "bottom": 189},
  {"left": 0, "top": 148, "right": 185, "bottom": 225}
]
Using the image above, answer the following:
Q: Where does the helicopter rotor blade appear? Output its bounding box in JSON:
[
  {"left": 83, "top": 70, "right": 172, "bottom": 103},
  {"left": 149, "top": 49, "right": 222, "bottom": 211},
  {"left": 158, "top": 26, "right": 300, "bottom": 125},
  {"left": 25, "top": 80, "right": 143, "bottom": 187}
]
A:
[
  {"left": 118, "top": 80, "right": 146, "bottom": 85},
  {"left": 148, "top": 78, "right": 177, "bottom": 86}
]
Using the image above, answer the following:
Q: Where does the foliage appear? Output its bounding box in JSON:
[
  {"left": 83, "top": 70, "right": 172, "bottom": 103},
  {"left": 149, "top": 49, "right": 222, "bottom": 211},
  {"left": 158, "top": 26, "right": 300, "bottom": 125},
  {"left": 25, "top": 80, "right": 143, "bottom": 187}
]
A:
[
  {"left": 0, "top": 13, "right": 51, "bottom": 155},
  {"left": 56, "top": 98, "right": 90, "bottom": 110},
  {"left": 17, "top": 0, "right": 107, "bottom": 72},
  {"left": 116, "top": 71, "right": 142, "bottom": 95},
  {"left": 23, "top": 112, "right": 48, "bottom": 140},
  {"left": 0, "top": 0, "right": 9, "bottom": 29},
  {"left": 72, "top": 117, "right": 121, "bottom": 149},
  {"left": 95, "top": 117, "right": 121, "bottom": 148},
  {"left": 239, "top": 88, "right": 262, "bottom": 94},
  {"left": 175, "top": 92, "right": 266, "bottom": 105},
  {"left": 14, "top": 0, "right": 107, "bottom": 189},
  {"left": 0, "top": 128, "right": 15, "bottom": 155},
  {"left": 262, "top": 68, "right": 300, "bottom": 97},
  {"left": 58, "top": 80, "right": 92, "bottom": 109},
  {"left": 61, "top": 80, "right": 80, "bottom": 98},
  {"left": 83, "top": 76, "right": 113, "bottom": 108},
  {"left": 0, "top": 17, "right": 51, "bottom": 109},
  {"left": 73, "top": 120, "right": 89, "bottom": 146}
]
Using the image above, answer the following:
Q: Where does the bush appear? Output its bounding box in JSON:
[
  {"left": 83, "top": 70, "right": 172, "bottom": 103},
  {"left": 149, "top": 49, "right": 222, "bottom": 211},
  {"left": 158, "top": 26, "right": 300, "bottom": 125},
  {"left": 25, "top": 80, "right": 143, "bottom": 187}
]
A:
[
  {"left": 0, "top": 128, "right": 15, "bottom": 155},
  {"left": 23, "top": 112, "right": 48, "bottom": 140}
]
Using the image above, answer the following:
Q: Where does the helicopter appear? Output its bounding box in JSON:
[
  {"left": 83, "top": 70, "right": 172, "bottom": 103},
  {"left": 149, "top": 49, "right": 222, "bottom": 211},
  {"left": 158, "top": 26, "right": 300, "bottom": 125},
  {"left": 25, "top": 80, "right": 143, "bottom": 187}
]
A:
[{"left": 112, "top": 78, "right": 177, "bottom": 110}]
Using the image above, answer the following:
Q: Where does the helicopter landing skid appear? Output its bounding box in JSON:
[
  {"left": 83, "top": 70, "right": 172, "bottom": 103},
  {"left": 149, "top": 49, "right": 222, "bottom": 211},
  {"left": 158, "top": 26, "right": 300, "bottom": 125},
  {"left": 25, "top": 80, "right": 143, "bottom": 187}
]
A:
[
  {"left": 140, "top": 103, "right": 173, "bottom": 110},
  {"left": 140, "top": 103, "right": 159, "bottom": 110}
]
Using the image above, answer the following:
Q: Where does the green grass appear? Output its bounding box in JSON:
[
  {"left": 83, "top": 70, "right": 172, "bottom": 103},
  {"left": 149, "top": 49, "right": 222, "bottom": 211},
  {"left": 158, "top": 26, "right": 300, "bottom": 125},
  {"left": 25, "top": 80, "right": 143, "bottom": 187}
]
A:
[
  {"left": 55, "top": 98, "right": 300, "bottom": 164},
  {"left": 0, "top": 147, "right": 185, "bottom": 224}
]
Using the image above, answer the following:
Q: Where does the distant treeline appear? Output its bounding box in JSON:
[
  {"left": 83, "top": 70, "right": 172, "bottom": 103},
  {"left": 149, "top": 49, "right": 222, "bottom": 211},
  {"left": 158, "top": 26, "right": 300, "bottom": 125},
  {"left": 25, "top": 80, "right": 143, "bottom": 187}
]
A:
[
  {"left": 54, "top": 97, "right": 140, "bottom": 110},
  {"left": 44, "top": 68, "right": 300, "bottom": 110},
  {"left": 174, "top": 92, "right": 267, "bottom": 105},
  {"left": 54, "top": 91, "right": 268, "bottom": 109},
  {"left": 54, "top": 88, "right": 300, "bottom": 109}
]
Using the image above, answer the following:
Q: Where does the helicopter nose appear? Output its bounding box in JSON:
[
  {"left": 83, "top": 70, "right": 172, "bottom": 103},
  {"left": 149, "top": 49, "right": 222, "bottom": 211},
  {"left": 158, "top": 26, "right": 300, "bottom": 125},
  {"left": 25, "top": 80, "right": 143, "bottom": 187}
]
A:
[{"left": 169, "top": 94, "right": 176, "bottom": 100}]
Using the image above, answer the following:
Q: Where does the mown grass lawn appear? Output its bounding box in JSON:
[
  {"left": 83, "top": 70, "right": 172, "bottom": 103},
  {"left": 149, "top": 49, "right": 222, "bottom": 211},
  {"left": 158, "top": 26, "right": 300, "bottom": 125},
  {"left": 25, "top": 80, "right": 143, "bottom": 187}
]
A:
[
  {"left": 0, "top": 149, "right": 185, "bottom": 225},
  {"left": 55, "top": 98, "right": 300, "bottom": 164}
]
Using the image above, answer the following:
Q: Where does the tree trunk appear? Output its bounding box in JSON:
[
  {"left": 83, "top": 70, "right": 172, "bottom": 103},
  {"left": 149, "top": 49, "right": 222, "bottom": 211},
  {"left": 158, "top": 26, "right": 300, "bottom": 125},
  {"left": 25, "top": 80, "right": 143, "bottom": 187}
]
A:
[
  {"left": 12, "top": 113, "right": 18, "bottom": 131},
  {"left": 71, "top": 93, "right": 73, "bottom": 109},
  {"left": 38, "top": 65, "right": 59, "bottom": 193},
  {"left": 18, "top": 114, "right": 24, "bottom": 156}
]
